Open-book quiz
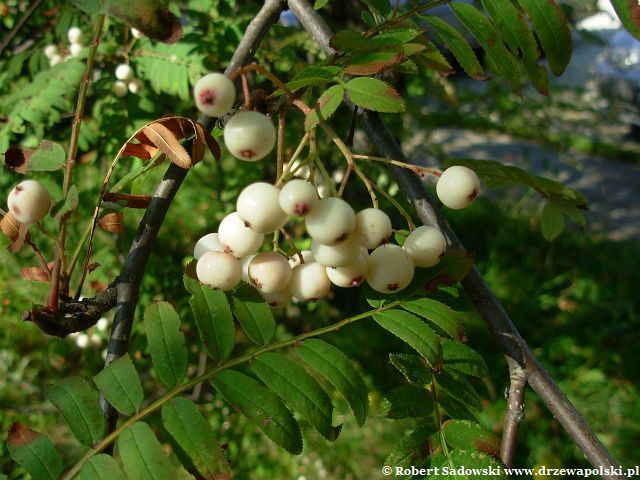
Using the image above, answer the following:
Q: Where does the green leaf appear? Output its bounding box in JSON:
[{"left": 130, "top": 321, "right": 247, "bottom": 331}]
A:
[
  {"left": 436, "top": 372, "right": 482, "bottom": 412},
  {"left": 285, "top": 66, "right": 341, "bottom": 91},
  {"left": 162, "top": 397, "right": 231, "bottom": 478},
  {"left": 295, "top": 339, "right": 368, "bottom": 426},
  {"left": 78, "top": 455, "right": 127, "bottom": 480},
  {"left": 118, "top": 422, "right": 177, "bottom": 480},
  {"left": 439, "top": 394, "right": 480, "bottom": 421},
  {"left": 379, "top": 385, "right": 434, "bottom": 419},
  {"left": 384, "top": 426, "right": 437, "bottom": 476},
  {"left": 7, "top": 424, "right": 63, "bottom": 480},
  {"left": 344, "top": 49, "right": 406, "bottom": 76},
  {"left": 51, "top": 184, "right": 78, "bottom": 220},
  {"left": 331, "top": 30, "right": 374, "bottom": 52},
  {"left": 441, "top": 449, "right": 506, "bottom": 478},
  {"left": 93, "top": 354, "right": 144, "bottom": 415},
  {"left": 44, "top": 376, "right": 104, "bottom": 447},
  {"left": 611, "top": 1, "right": 640, "bottom": 39},
  {"left": 314, "top": 0, "right": 330, "bottom": 10},
  {"left": 212, "top": 370, "right": 302, "bottom": 454},
  {"left": 481, "top": 0, "right": 548, "bottom": 94},
  {"left": 29, "top": 140, "right": 65, "bottom": 172},
  {"left": 345, "top": 77, "right": 405, "bottom": 113},
  {"left": 450, "top": 3, "right": 522, "bottom": 94},
  {"left": 423, "top": 15, "right": 485, "bottom": 80},
  {"left": 400, "top": 297, "right": 465, "bottom": 340},
  {"left": 540, "top": 201, "right": 565, "bottom": 241},
  {"left": 184, "top": 275, "right": 235, "bottom": 363},
  {"left": 443, "top": 420, "right": 501, "bottom": 456},
  {"left": 305, "top": 85, "right": 345, "bottom": 131},
  {"left": 373, "top": 309, "right": 441, "bottom": 369},
  {"left": 362, "top": 0, "right": 392, "bottom": 17},
  {"left": 389, "top": 353, "right": 432, "bottom": 386},
  {"left": 442, "top": 339, "right": 488, "bottom": 379},
  {"left": 252, "top": 352, "right": 339, "bottom": 440},
  {"left": 231, "top": 283, "right": 275, "bottom": 346},
  {"left": 517, "top": 0, "right": 572, "bottom": 76},
  {"left": 144, "top": 301, "right": 187, "bottom": 388},
  {"left": 374, "top": 28, "right": 421, "bottom": 46}
]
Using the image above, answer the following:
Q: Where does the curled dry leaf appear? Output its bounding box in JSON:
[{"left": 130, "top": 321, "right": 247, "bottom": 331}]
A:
[
  {"left": 1, "top": 212, "right": 20, "bottom": 241},
  {"left": 98, "top": 212, "right": 124, "bottom": 234},
  {"left": 22, "top": 266, "right": 50, "bottom": 283},
  {"left": 122, "top": 141, "right": 159, "bottom": 161},
  {"left": 103, "top": 192, "right": 152, "bottom": 209},
  {"left": 143, "top": 122, "right": 192, "bottom": 169}
]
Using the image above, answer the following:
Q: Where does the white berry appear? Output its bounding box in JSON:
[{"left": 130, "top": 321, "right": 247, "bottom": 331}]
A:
[
  {"left": 403, "top": 226, "right": 446, "bottom": 268},
  {"left": 67, "top": 27, "right": 84, "bottom": 45},
  {"left": 43, "top": 44, "right": 58, "bottom": 59},
  {"left": 248, "top": 251, "right": 292, "bottom": 293},
  {"left": 128, "top": 78, "right": 144, "bottom": 94},
  {"left": 113, "top": 80, "right": 128, "bottom": 97},
  {"left": 279, "top": 179, "right": 319, "bottom": 216},
  {"left": 49, "top": 54, "right": 62, "bottom": 67},
  {"left": 196, "top": 251, "right": 242, "bottom": 291},
  {"left": 288, "top": 250, "right": 314, "bottom": 268},
  {"left": 366, "top": 244, "right": 415, "bottom": 294},
  {"left": 436, "top": 166, "right": 480, "bottom": 210},
  {"left": 194, "top": 73, "right": 236, "bottom": 118},
  {"left": 315, "top": 177, "right": 332, "bottom": 199},
  {"left": 239, "top": 254, "right": 257, "bottom": 283},
  {"left": 326, "top": 248, "right": 369, "bottom": 288},
  {"left": 223, "top": 111, "right": 276, "bottom": 162},
  {"left": 290, "top": 262, "right": 331, "bottom": 301},
  {"left": 131, "top": 27, "right": 144, "bottom": 39},
  {"left": 193, "top": 232, "right": 224, "bottom": 260},
  {"left": 236, "top": 182, "right": 287, "bottom": 234},
  {"left": 69, "top": 43, "right": 83, "bottom": 58},
  {"left": 75, "top": 333, "right": 89, "bottom": 349},
  {"left": 311, "top": 235, "right": 359, "bottom": 268},
  {"left": 217, "top": 212, "right": 264, "bottom": 258},
  {"left": 115, "top": 63, "right": 133, "bottom": 82},
  {"left": 305, "top": 197, "right": 356, "bottom": 245},
  {"left": 261, "top": 288, "right": 292, "bottom": 308},
  {"left": 96, "top": 317, "right": 109, "bottom": 332},
  {"left": 355, "top": 208, "right": 392, "bottom": 249},
  {"left": 7, "top": 180, "right": 51, "bottom": 224}
]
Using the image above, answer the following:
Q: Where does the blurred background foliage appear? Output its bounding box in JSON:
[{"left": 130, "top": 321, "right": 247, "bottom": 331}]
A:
[{"left": 1, "top": 0, "right": 639, "bottom": 478}]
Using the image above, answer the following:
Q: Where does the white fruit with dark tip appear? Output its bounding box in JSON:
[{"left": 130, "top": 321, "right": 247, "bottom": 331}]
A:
[
  {"left": 355, "top": 208, "right": 392, "bottom": 249},
  {"left": 262, "top": 288, "right": 292, "bottom": 308},
  {"left": 128, "top": 79, "right": 144, "bottom": 94},
  {"left": 223, "top": 111, "right": 276, "bottom": 162},
  {"left": 217, "top": 212, "right": 264, "bottom": 258},
  {"left": 236, "top": 182, "right": 286, "bottom": 233},
  {"left": 327, "top": 248, "right": 369, "bottom": 288},
  {"left": 403, "top": 226, "right": 446, "bottom": 268},
  {"left": 44, "top": 44, "right": 58, "bottom": 59},
  {"left": 67, "top": 27, "right": 84, "bottom": 44},
  {"left": 366, "top": 244, "right": 414, "bottom": 293},
  {"left": 193, "top": 232, "right": 224, "bottom": 260},
  {"left": 113, "top": 80, "right": 128, "bottom": 97},
  {"left": 196, "top": 251, "right": 242, "bottom": 291},
  {"left": 305, "top": 197, "right": 355, "bottom": 245},
  {"left": 288, "top": 250, "right": 314, "bottom": 268},
  {"left": 436, "top": 166, "right": 480, "bottom": 210},
  {"left": 248, "top": 251, "right": 292, "bottom": 293},
  {"left": 69, "top": 43, "right": 83, "bottom": 58},
  {"left": 311, "top": 235, "right": 359, "bottom": 268},
  {"left": 7, "top": 180, "right": 52, "bottom": 224},
  {"left": 193, "top": 73, "right": 236, "bottom": 118},
  {"left": 115, "top": 63, "right": 133, "bottom": 82},
  {"left": 279, "top": 179, "right": 319, "bottom": 216},
  {"left": 290, "top": 262, "right": 331, "bottom": 301}
]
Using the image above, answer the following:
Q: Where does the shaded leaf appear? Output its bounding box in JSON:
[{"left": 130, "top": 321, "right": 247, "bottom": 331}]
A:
[
  {"left": 330, "top": 30, "right": 377, "bottom": 52},
  {"left": 252, "top": 352, "right": 339, "bottom": 441},
  {"left": 212, "top": 370, "right": 302, "bottom": 454},
  {"left": 103, "top": 192, "right": 152, "bottom": 209},
  {"left": 285, "top": 66, "right": 341, "bottom": 91},
  {"left": 442, "top": 420, "right": 501, "bottom": 457},
  {"left": 400, "top": 297, "right": 465, "bottom": 340},
  {"left": 345, "top": 77, "right": 405, "bottom": 113},
  {"left": 384, "top": 426, "right": 436, "bottom": 476},
  {"left": 389, "top": 353, "right": 432, "bottom": 386},
  {"left": 184, "top": 275, "right": 235, "bottom": 364},
  {"left": 118, "top": 422, "right": 177, "bottom": 480},
  {"left": 344, "top": 49, "right": 405, "bottom": 75},
  {"left": 78, "top": 455, "right": 127, "bottom": 480},
  {"left": 611, "top": 0, "right": 640, "bottom": 39},
  {"left": 379, "top": 385, "right": 434, "bottom": 419},
  {"left": 442, "top": 339, "right": 488, "bottom": 379},
  {"left": 231, "top": 283, "right": 275, "bottom": 346},
  {"left": 436, "top": 372, "right": 483, "bottom": 413},
  {"left": 440, "top": 449, "right": 506, "bottom": 478},
  {"left": 44, "top": 377, "right": 104, "bottom": 447},
  {"left": 93, "top": 354, "right": 144, "bottom": 415},
  {"left": 296, "top": 339, "right": 368, "bottom": 426},
  {"left": 362, "top": 0, "right": 392, "bottom": 17},
  {"left": 540, "top": 201, "right": 565, "bottom": 241},
  {"left": 144, "top": 301, "right": 187, "bottom": 388},
  {"left": 7, "top": 424, "right": 63, "bottom": 480},
  {"left": 98, "top": 212, "right": 124, "bottom": 234},
  {"left": 305, "top": 85, "right": 344, "bottom": 131},
  {"left": 439, "top": 394, "right": 480, "bottom": 421},
  {"left": 162, "top": 397, "right": 231, "bottom": 479}
]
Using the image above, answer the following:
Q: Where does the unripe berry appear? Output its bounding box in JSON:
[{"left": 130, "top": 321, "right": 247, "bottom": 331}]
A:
[
  {"left": 43, "top": 44, "right": 58, "bottom": 59},
  {"left": 193, "top": 72, "right": 236, "bottom": 118},
  {"left": 366, "top": 244, "right": 415, "bottom": 294},
  {"left": 217, "top": 212, "right": 264, "bottom": 258},
  {"left": 288, "top": 250, "right": 314, "bottom": 268},
  {"left": 131, "top": 27, "right": 144, "bottom": 39},
  {"left": 436, "top": 166, "right": 480, "bottom": 209},
  {"left": 355, "top": 208, "right": 392, "bottom": 249},
  {"left": 311, "top": 235, "right": 359, "bottom": 268},
  {"left": 236, "top": 182, "right": 287, "bottom": 234},
  {"left": 305, "top": 197, "right": 356, "bottom": 245},
  {"left": 279, "top": 179, "right": 319, "bottom": 216},
  {"left": 248, "top": 251, "right": 292, "bottom": 293},
  {"left": 290, "top": 262, "right": 331, "bottom": 301},
  {"left": 326, "top": 248, "right": 369, "bottom": 288},
  {"left": 69, "top": 43, "right": 83, "bottom": 58},
  {"left": 67, "top": 27, "right": 84, "bottom": 45},
  {"left": 193, "top": 232, "right": 224, "bottom": 260},
  {"left": 196, "top": 251, "right": 242, "bottom": 291},
  {"left": 223, "top": 111, "right": 276, "bottom": 162},
  {"left": 262, "top": 288, "right": 292, "bottom": 308},
  {"left": 403, "top": 226, "right": 446, "bottom": 268},
  {"left": 113, "top": 80, "right": 128, "bottom": 97},
  {"left": 7, "top": 180, "right": 51, "bottom": 224},
  {"left": 115, "top": 63, "right": 134, "bottom": 82},
  {"left": 128, "top": 78, "right": 144, "bottom": 94}
]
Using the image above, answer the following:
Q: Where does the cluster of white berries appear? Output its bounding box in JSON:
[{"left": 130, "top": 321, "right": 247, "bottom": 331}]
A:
[
  {"left": 6, "top": 180, "right": 52, "bottom": 225},
  {"left": 43, "top": 26, "right": 86, "bottom": 67},
  {"left": 69, "top": 316, "right": 109, "bottom": 351},
  {"left": 193, "top": 73, "right": 276, "bottom": 162},
  {"left": 113, "top": 63, "right": 144, "bottom": 97},
  {"left": 192, "top": 179, "right": 458, "bottom": 307}
]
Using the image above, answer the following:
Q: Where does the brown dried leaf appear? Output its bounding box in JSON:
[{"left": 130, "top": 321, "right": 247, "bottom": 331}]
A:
[
  {"left": 198, "top": 122, "right": 222, "bottom": 161},
  {"left": 191, "top": 122, "right": 206, "bottom": 164},
  {"left": 98, "top": 212, "right": 124, "bottom": 234},
  {"left": 122, "top": 141, "right": 159, "bottom": 161},
  {"left": 143, "top": 122, "right": 192, "bottom": 169},
  {"left": 103, "top": 192, "right": 152, "bottom": 209},
  {"left": 22, "top": 266, "right": 49, "bottom": 283},
  {"left": 1, "top": 212, "right": 20, "bottom": 241},
  {"left": 87, "top": 262, "right": 101, "bottom": 273},
  {"left": 345, "top": 50, "right": 406, "bottom": 75}
]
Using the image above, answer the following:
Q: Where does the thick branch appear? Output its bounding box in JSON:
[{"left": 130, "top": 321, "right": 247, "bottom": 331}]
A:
[
  {"left": 288, "top": 1, "right": 622, "bottom": 476},
  {"left": 501, "top": 357, "right": 527, "bottom": 467}
]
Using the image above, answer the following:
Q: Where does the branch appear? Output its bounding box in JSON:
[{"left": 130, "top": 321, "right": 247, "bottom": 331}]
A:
[
  {"left": 501, "top": 357, "right": 527, "bottom": 467},
  {"left": 287, "top": 1, "right": 623, "bottom": 476}
]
